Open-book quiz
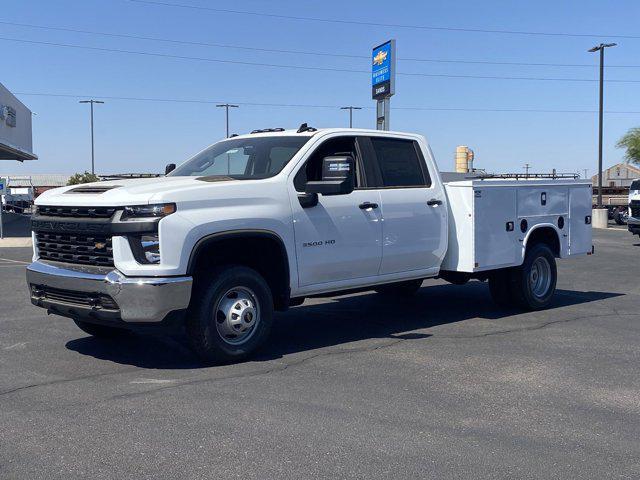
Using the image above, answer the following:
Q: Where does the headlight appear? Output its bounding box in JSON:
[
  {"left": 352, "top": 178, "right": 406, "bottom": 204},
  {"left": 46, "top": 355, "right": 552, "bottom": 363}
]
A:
[
  {"left": 129, "top": 234, "right": 161, "bottom": 264},
  {"left": 121, "top": 203, "right": 176, "bottom": 220}
]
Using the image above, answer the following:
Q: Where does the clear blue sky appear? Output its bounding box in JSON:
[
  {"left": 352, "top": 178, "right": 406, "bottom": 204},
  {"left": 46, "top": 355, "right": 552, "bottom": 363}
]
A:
[{"left": 1, "top": 0, "right": 639, "bottom": 177}]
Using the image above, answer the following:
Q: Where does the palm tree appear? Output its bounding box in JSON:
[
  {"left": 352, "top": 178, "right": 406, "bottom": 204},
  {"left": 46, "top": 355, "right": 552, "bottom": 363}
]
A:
[{"left": 616, "top": 127, "right": 640, "bottom": 165}]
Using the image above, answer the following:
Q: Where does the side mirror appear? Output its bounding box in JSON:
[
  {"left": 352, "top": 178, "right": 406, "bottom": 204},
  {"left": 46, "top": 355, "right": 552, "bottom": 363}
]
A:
[
  {"left": 305, "top": 155, "right": 355, "bottom": 196},
  {"left": 165, "top": 163, "right": 176, "bottom": 175}
]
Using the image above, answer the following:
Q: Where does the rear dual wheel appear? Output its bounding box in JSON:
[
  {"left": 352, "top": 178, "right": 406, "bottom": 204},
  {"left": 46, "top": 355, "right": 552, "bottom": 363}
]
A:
[{"left": 489, "top": 243, "right": 557, "bottom": 310}]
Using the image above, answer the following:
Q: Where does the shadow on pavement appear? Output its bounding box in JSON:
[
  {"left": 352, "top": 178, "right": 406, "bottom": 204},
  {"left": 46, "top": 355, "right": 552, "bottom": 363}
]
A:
[{"left": 65, "top": 281, "right": 622, "bottom": 369}]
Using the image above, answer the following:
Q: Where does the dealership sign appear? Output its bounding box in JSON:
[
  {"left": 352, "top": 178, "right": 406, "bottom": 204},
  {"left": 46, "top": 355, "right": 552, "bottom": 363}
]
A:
[{"left": 371, "top": 40, "right": 395, "bottom": 99}]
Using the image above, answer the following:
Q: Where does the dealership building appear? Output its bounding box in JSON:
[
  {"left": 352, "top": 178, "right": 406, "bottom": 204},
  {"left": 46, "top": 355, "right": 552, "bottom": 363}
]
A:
[{"left": 0, "top": 82, "right": 37, "bottom": 162}]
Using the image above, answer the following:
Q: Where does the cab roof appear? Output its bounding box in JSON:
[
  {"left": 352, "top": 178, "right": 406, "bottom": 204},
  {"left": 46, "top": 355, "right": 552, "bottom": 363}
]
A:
[{"left": 228, "top": 127, "right": 419, "bottom": 140}]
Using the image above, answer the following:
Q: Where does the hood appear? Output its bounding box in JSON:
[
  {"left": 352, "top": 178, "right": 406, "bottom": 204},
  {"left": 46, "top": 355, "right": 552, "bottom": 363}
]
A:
[{"left": 35, "top": 176, "right": 240, "bottom": 207}]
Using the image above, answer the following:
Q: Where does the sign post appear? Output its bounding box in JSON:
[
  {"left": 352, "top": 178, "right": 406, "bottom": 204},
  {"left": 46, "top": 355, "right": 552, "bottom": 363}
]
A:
[
  {"left": 372, "top": 39, "right": 396, "bottom": 130},
  {"left": 0, "top": 178, "right": 5, "bottom": 239}
]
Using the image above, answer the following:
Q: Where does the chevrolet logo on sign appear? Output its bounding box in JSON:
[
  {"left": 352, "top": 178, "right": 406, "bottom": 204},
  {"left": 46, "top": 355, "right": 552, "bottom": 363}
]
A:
[{"left": 372, "top": 50, "right": 388, "bottom": 66}]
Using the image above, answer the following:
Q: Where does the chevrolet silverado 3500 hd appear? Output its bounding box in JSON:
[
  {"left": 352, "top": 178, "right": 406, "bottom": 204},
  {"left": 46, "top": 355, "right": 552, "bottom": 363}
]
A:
[{"left": 26, "top": 127, "right": 593, "bottom": 363}]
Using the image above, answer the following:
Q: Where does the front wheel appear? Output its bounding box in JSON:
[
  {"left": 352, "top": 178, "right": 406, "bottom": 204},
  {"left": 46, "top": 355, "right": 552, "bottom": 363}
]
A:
[
  {"left": 186, "top": 265, "right": 274, "bottom": 365},
  {"left": 510, "top": 243, "right": 557, "bottom": 310}
]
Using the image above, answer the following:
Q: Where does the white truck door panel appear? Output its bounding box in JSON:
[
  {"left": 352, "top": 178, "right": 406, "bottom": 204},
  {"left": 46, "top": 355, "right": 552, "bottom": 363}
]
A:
[
  {"left": 378, "top": 188, "right": 446, "bottom": 274},
  {"left": 292, "top": 191, "right": 383, "bottom": 286}
]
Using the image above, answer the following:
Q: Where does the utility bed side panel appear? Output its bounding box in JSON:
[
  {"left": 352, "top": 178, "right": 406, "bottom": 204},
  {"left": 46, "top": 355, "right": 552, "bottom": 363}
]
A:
[
  {"left": 441, "top": 184, "right": 474, "bottom": 272},
  {"left": 442, "top": 179, "right": 592, "bottom": 273},
  {"left": 569, "top": 185, "right": 593, "bottom": 255},
  {"left": 475, "top": 187, "right": 519, "bottom": 270},
  {"left": 517, "top": 187, "right": 568, "bottom": 217}
]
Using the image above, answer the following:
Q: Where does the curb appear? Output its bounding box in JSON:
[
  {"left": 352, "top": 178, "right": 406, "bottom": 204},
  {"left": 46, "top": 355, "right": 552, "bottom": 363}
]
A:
[{"left": 0, "top": 237, "right": 33, "bottom": 248}]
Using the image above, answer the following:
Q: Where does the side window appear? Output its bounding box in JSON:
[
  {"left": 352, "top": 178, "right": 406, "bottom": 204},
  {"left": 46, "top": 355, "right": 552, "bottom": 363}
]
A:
[
  {"left": 294, "top": 136, "right": 359, "bottom": 192},
  {"left": 370, "top": 138, "right": 430, "bottom": 188}
]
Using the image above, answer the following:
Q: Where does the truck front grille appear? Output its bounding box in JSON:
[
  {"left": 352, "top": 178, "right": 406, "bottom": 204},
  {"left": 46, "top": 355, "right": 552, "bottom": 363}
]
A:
[
  {"left": 31, "top": 285, "right": 119, "bottom": 311},
  {"left": 631, "top": 200, "right": 640, "bottom": 218},
  {"left": 36, "top": 232, "right": 114, "bottom": 267},
  {"left": 37, "top": 205, "right": 117, "bottom": 219}
]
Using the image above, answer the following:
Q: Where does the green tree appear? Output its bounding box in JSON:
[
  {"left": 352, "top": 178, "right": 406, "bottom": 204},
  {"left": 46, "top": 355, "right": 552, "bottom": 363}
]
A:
[
  {"left": 67, "top": 171, "right": 100, "bottom": 185},
  {"left": 616, "top": 127, "right": 640, "bottom": 165}
]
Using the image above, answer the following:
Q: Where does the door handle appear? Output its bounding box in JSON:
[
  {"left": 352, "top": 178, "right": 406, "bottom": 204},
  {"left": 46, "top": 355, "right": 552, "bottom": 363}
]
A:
[
  {"left": 359, "top": 202, "right": 379, "bottom": 210},
  {"left": 427, "top": 199, "right": 443, "bottom": 206}
]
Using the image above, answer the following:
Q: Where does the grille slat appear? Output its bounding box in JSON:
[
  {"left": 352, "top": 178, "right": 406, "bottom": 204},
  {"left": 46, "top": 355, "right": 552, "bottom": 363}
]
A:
[
  {"left": 37, "top": 205, "right": 117, "bottom": 219},
  {"left": 32, "top": 285, "right": 119, "bottom": 310}
]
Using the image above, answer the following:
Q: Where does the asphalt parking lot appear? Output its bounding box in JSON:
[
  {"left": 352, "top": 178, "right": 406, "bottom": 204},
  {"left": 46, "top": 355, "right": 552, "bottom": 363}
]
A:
[{"left": 1, "top": 229, "right": 639, "bottom": 479}]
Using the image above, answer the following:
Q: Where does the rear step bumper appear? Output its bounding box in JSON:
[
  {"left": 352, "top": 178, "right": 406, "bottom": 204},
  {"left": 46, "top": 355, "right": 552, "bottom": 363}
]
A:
[{"left": 26, "top": 260, "right": 192, "bottom": 324}]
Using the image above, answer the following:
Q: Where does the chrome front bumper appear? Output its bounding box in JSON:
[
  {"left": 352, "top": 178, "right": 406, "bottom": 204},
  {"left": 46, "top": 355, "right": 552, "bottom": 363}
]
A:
[{"left": 26, "top": 260, "right": 192, "bottom": 323}]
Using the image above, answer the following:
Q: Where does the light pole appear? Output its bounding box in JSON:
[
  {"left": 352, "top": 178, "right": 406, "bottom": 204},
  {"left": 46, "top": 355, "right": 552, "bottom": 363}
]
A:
[
  {"left": 340, "top": 106, "right": 362, "bottom": 128},
  {"left": 216, "top": 103, "right": 239, "bottom": 138},
  {"left": 523, "top": 163, "right": 531, "bottom": 178},
  {"left": 79, "top": 100, "right": 104, "bottom": 175},
  {"left": 588, "top": 42, "right": 617, "bottom": 208}
]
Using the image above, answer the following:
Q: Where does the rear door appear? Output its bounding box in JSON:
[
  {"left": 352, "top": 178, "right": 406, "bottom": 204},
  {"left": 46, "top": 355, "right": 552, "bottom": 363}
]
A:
[{"left": 366, "top": 137, "right": 447, "bottom": 275}]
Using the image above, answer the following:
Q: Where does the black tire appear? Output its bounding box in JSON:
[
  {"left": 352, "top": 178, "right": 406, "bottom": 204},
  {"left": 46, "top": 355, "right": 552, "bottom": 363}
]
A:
[
  {"left": 73, "top": 319, "right": 128, "bottom": 338},
  {"left": 488, "top": 269, "right": 514, "bottom": 307},
  {"left": 374, "top": 279, "right": 423, "bottom": 297},
  {"left": 186, "top": 265, "right": 274, "bottom": 365},
  {"left": 615, "top": 213, "right": 624, "bottom": 225},
  {"left": 509, "top": 243, "right": 557, "bottom": 310}
]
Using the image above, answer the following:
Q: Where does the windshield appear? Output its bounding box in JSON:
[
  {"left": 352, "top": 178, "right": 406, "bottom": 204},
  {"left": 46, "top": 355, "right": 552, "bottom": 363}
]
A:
[
  {"left": 630, "top": 180, "right": 640, "bottom": 191},
  {"left": 169, "top": 136, "right": 310, "bottom": 179}
]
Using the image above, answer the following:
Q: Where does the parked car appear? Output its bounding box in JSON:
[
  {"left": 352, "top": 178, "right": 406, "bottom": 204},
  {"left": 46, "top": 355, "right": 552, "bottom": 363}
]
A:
[{"left": 614, "top": 206, "right": 629, "bottom": 225}]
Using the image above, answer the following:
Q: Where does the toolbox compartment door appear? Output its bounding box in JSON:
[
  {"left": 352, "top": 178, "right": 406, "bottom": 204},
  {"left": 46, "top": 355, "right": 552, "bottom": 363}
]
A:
[
  {"left": 474, "top": 187, "right": 519, "bottom": 269},
  {"left": 569, "top": 186, "right": 593, "bottom": 255}
]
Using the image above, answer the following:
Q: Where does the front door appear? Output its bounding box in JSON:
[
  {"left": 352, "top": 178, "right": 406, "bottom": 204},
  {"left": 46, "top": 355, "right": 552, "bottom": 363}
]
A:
[{"left": 290, "top": 136, "right": 383, "bottom": 287}]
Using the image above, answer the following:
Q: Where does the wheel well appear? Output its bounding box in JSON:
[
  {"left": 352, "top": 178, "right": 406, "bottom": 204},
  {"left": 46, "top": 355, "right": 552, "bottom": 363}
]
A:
[
  {"left": 188, "top": 231, "right": 290, "bottom": 310},
  {"left": 526, "top": 226, "right": 560, "bottom": 257}
]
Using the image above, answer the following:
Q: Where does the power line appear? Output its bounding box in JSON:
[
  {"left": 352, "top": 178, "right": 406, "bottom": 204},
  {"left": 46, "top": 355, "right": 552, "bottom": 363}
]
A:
[
  {"left": 1, "top": 20, "right": 639, "bottom": 68},
  {"left": 13, "top": 92, "right": 640, "bottom": 114},
  {"left": 3, "top": 36, "right": 640, "bottom": 83},
  {"left": 129, "top": 0, "right": 640, "bottom": 40}
]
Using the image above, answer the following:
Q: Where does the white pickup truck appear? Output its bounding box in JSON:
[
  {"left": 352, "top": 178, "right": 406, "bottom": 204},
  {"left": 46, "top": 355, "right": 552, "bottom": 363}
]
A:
[{"left": 26, "top": 126, "right": 593, "bottom": 363}]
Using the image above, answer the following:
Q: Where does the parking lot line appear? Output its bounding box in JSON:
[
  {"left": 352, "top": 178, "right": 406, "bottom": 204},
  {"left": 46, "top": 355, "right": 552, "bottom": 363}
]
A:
[{"left": 0, "top": 257, "right": 30, "bottom": 265}]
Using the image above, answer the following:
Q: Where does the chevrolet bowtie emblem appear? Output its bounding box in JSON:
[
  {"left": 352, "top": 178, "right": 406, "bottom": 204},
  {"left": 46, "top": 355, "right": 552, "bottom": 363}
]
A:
[
  {"left": 373, "top": 50, "right": 388, "bottom": 66},
  {"left": 94, "top": 242, "right": 107, "bottom": 250}
]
